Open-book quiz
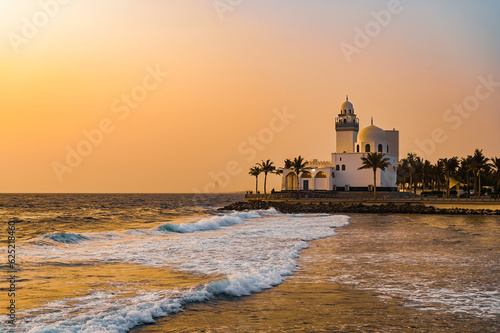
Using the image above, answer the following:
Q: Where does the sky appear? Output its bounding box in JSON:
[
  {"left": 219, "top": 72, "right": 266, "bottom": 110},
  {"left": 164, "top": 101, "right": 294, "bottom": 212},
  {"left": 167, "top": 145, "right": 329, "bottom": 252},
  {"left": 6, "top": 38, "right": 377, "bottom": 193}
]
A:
[{"left": 1, "top": 0, "right": 499, "bottom": 193}]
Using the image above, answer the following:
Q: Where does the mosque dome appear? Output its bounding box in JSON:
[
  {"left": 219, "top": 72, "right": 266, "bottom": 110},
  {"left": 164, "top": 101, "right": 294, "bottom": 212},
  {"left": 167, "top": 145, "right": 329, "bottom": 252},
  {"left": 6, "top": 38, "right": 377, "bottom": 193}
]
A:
[
  {"left": 355, "top": 121, "right": 389, "bottom": 153},
  {"left": 357, "top": 124, "right": 387, "bottom": 143}
]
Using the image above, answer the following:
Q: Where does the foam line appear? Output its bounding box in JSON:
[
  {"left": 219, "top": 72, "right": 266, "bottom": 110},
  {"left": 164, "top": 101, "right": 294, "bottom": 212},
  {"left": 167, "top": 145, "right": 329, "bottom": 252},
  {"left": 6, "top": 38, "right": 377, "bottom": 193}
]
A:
[{"left": 9, "top": 213, "right": 350, "bottom": 332}]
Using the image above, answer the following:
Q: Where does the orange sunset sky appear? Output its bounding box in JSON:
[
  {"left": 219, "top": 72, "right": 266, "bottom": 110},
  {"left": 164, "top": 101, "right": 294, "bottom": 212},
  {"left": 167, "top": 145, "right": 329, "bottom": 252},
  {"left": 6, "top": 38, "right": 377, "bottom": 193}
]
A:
[{"left": 1, "top": 0, "right": 499, "bottom": 193}]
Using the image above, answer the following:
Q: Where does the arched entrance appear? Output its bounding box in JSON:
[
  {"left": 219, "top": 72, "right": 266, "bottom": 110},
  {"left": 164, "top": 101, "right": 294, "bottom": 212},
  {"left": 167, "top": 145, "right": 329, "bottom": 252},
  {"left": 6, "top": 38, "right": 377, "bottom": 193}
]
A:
[
  {"left": 301, "top": 172, "right": 312, "bottom": 191},
  {"left": 314, "top": 171, "right": 327, "bottom": 190},
  {"left": 285, "top": 172, "right": 297, "bottom": 191}
]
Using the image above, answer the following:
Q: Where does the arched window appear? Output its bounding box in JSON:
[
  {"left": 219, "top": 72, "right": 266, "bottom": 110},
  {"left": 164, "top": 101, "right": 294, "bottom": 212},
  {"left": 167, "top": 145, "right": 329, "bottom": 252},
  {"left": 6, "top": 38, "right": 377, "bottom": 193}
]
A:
[
  {"left": 343, "top": 118, "right": 346, "bottom": 124},
  {"left": 301, "top": 172, "right": 312, "bottom": 178},
  {"left": 387, "top": 145, "right": 389, "bottom": 153},
  {"left": 365, "top": 144, "right": 370, "bottom": 152},
  {"left": 378, "top": 144, "right": 383, "bottom": 152},
  {"left": 331, "top": 171, "right": 335, "bottom": 178},
  {"left": 336, "top": 165, "right": 340, "bottom": 171},
  {"left": 356, "top": 145, "right": 359, "bottom": 152},
  {"left": 341, "top": 164, "right": 346, "bottom": 171},
  {"left": 315, "top": 172, "right": 327, "bottom": 178}
]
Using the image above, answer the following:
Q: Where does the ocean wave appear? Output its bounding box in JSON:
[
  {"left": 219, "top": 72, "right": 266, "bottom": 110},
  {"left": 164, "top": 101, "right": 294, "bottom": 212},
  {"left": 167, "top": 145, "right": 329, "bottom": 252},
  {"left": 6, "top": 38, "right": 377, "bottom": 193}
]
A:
[
  {"left": 33, "top": 210, "right": 276, "bottom": 246},
  {"left": 38, "top": 232, "right": 121, "bottom": 245},
  {"left": 158, "top": 215, "right": 244, "bottom": 233},
  {"left": 22, "top": 234, "right": 310, "bottom": 333},
  {"left": 14, "top": 214, "right": 350, "bottom": 332},
  {"left": 256, "top": 208, "right": 279, "bottom": 215},
  {"left": 41, "top": 232, "right": 92, "bottom": 244},
  {"left": 217, "top": 209, "right": 276, "bottom": 218},
  {"left": 157, "top": 209, "right": 267, "bottom": 233}
]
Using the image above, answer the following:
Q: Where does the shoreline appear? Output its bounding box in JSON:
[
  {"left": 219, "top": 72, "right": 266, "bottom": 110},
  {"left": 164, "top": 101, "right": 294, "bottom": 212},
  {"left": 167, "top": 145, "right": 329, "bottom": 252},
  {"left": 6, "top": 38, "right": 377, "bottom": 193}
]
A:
[
  {"left": 134, "top": 214, "right": 500, "bottom": 332},
  {"left": 219, "top": 201, "right": 500, "bottom": 215}
]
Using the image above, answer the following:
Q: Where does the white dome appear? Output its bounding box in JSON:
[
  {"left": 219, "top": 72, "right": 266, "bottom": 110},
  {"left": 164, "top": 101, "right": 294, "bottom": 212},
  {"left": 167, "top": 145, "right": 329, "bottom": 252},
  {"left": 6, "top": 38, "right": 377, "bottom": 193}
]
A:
[
  {"left": 341, "top": 100, "right": 353, "bottom": 111},
  {"left": 357, "top": 124, "right": 387, "bottom": 143}
]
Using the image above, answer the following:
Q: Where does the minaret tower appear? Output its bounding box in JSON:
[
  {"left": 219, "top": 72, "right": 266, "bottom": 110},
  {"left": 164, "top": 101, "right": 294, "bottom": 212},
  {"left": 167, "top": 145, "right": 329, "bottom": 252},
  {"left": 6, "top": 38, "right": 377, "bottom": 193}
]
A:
[{"left": 335, "top": 95, "right": 359, "bottom": 153}]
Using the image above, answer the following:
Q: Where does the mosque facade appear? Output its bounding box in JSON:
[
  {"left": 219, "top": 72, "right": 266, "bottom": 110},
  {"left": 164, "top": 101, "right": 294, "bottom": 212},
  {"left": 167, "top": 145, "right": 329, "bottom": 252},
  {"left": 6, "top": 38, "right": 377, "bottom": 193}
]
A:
[{"left": 281, "top": 97, "right": 399, "bottom": 192}]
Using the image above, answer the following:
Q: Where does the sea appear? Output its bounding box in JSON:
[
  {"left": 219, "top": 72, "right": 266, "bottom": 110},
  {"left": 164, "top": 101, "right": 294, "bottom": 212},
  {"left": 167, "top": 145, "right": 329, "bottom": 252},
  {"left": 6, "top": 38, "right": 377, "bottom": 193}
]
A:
[{"left": 0, "top": 193, "right": 499, "bottom": 332}]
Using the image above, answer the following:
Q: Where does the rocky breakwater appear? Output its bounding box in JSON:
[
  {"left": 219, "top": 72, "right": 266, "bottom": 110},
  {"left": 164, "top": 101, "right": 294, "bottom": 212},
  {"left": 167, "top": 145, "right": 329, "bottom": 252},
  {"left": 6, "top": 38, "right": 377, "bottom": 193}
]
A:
[{"left": 219, "top": 201, "right": 500, "bottom": 215}]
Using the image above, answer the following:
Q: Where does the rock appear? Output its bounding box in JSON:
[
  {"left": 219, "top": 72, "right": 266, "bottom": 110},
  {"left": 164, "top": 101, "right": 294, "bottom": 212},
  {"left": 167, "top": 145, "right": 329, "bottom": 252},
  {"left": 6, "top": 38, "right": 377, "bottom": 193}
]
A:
[{"left": 217, "top": 201, "right": 497, "bottom": 215}]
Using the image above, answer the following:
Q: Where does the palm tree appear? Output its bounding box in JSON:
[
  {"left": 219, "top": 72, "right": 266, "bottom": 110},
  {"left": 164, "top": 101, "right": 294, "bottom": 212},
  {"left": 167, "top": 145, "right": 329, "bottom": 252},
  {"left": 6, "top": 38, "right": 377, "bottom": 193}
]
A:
[
  {"left": 290, "top": 156, "right": 309, "bottom": 197},
  {"left": 433, "top": 159, "right": 445, "bottom": 193},
  {"left": 358, "top": 152, "right": 391, "bottom": 200},
  {"left": 422, "top": 159, "right": 433, "bottom": 192},
  {"left": 405, "top": 153, "right": 418, "bottom": 194},
  {"left": 257, "top": 159, "right": 276, "bottom": 194},
  {"left": 458, "top": 156, "right": 472, "bottom": 194},
  {"left": 248, "top": 166, "right": 262, "bottom": 194},
  {"left": 397, "top": 159, "right": 411, "bottom": 192},
  {"left": 491, "top": 157, "right": 500, "bottom": 192},
  {"left": 413, "top": 157, "right": 423, "bottom": 194},
  {"left": 277, "top": 158, "right": 293, "bottom": 179},
  {"left": 470, "top": 149, "right": 489, "bottom": 196},
  {"left": 442, "top": 157, "right": 459, "bottom": 198}
]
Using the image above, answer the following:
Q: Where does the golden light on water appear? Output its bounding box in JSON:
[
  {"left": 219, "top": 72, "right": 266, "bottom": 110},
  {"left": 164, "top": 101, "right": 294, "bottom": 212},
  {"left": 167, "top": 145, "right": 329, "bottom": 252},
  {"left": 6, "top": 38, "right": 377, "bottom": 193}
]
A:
[{"left": 2, "top": 262, "right": 219, "bottom": 315}]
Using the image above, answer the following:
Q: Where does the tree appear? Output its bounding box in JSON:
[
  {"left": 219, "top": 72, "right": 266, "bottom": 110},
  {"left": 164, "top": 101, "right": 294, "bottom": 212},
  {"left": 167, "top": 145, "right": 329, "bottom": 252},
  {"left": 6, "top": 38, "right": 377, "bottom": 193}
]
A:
[
  {"left": 276, "top": 158, "right": 292, "bottom": 180},
  {"left": 397, "top": 159, "right": 411, "bottom": 191},
  {"left": 290, "top": 156, "right": 309, "bottom": 197},
  {"left": 491, "top": 157, "right": 500, "bottom": 192},
  {"left": 433, "top": 159, "right": 445, "bottom": 192},
  {"left": 458, "top": 156, "right": 473, "bottom": 193},
  {"left": 405, "top": 153, "right": 418, "bottom": 194},
  {"left": 358, "top": 152, "right": 391, "bottom": 200},
  {"left": 442, "top": 157, "right": 459, "bottom": 198},
  {"left": 422, "top": 159, "right": 433, "bottom": 191},
  {"left": 248, "top": 166, "right": 261, "bottom": 194},
  {"left": 413, "top": 157, "right": 423, "bottom": 194},
  {"left": 470, "top": 149, "right": 489, "bottom": 196},
  {"left": 257, "top": 159, "right": 276, "bottom": 194}
]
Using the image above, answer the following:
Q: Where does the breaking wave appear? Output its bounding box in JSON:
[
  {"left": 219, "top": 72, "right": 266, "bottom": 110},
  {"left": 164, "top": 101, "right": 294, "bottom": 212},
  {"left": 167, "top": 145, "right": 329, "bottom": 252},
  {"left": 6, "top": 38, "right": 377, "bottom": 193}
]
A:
[
  {"left": 41, "top": 232, "right": 91, "bottom": 244},
  {"left": 12, "top": 211, "right": 349, "bottom": 332},
  {"left": 157, "top": 210, "right": 263, "bottom": 233}
]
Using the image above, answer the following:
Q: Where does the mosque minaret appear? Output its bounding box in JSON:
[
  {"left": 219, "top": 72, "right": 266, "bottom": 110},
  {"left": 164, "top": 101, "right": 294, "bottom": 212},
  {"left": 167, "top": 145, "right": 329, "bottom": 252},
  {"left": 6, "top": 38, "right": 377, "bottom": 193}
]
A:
[{"left": 335, "top": 95, "right": 359, "bottom": 153}]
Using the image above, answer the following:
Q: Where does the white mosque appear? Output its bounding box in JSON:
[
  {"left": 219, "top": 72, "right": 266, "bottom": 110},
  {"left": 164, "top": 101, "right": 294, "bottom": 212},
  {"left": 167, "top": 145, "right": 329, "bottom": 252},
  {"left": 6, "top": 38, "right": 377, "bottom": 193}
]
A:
[{"left": 281, "top": 96, "right": 399, "bottom": 192}]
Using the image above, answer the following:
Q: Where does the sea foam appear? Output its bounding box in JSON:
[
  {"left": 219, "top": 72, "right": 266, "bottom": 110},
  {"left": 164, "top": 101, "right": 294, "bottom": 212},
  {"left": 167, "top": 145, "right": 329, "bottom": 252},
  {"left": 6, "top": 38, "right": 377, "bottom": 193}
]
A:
[
  {"left": 157, "top": 209, "right": 268, "bottom": 233},
  {"left": 12, "top": 211, "right": 349, "bottom": 333},
  {"left": 158, "top": 215, "right": 246, "bottom": 233}
]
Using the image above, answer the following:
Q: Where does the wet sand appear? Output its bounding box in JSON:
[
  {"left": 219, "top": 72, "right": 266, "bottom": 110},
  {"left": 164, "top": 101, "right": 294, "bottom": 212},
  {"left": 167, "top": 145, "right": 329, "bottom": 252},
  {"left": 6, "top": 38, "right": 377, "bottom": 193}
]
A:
[
  {"left": 1, "top": 263, "right": 218, "bottom": 321},
  {"left": 134, "top": 214, "right": 500, "bottom": 332}
]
